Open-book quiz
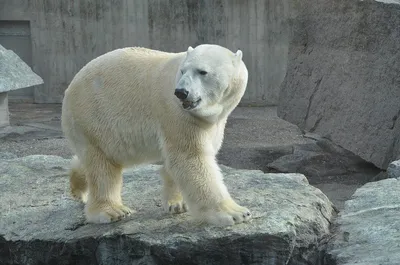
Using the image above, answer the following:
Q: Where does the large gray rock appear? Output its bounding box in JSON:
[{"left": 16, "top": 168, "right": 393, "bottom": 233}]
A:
[
  {"left": 0, "top": 44, "right": 44, "bottom": 128},
  {"left": 326, "top": 178, "right": 400, "bottom": 264},
  {"left": 0, "top": 154, "right": 335, "bottom": 265},
  {"left": 278, "top": 0, "right": 400, "bottom": 169},
  {"left": 0, "top": 45, "right": 43, "bottom": 93}
]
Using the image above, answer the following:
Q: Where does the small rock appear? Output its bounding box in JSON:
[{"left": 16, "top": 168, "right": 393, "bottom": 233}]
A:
[{"left": 387, "top": 160, "right": 400, "bottom": 178}]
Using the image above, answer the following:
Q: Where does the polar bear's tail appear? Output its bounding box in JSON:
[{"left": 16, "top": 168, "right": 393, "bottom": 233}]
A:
[{"left": 69, "top": 155, "right": 88, "bottom": 203}]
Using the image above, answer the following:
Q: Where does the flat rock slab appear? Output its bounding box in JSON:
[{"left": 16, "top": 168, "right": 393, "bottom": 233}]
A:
[
  {"left": 0, "top": 155, "right": 335, "bottom": 265},
  {"left": 326, "top": 178, "right": 400, "bottom": 264}
]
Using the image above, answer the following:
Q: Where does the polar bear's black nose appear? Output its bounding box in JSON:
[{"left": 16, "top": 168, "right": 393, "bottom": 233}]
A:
[{"left": 174, "top": 88, "right": 189, "bottom": 100}]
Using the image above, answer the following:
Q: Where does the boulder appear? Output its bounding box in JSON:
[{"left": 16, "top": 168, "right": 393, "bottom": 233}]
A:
[
  {"left": 0, "top": 154, "right": 336, "bottom": 265},
  {"left": 326, "top": 178, "right": 400, "bottom": 264},
  {"left": 0, "top": 45, "right": 43, "bottom": 93},
  {"left": 277, "top": 0, "right": 400, "bottom": 169},
  {"left": 0, "top": 45, "right": 43, "bottom": 128}
]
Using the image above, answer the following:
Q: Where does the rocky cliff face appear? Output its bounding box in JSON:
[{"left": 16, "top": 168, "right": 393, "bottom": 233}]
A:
[{"left": 278, "top": 0, "right": 400, "bottom": 169}]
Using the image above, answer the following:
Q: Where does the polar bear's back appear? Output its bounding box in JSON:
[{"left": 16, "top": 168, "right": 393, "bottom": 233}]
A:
[
  {"left": 61, "top": 47, "right": 186, "bottom": 165},
  {"left": 68, "top": 47, "right": 182, "bottom": 96},
  {"left": 64, "top": 47, "right": 185, "bottom": 115}
]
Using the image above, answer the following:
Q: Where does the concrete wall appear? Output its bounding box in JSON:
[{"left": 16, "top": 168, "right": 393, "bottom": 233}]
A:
[{"left": 0, "top": 0, "right": 290, "bottom": 105}]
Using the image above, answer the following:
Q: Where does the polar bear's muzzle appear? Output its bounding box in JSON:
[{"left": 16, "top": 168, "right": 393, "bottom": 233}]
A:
[
  {"left": 181, "top": 98, "right": 201, "bottom": 110},
  {"left": 174, "top": 88, "right": 201, "bottom": 110}
]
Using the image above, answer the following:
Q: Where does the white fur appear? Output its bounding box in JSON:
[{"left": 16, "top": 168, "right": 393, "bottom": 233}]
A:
[{"left": 61, "top": 44, "right": 251, "bottom": 226}]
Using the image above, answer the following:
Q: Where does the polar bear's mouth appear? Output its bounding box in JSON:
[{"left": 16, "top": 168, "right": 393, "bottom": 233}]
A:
[{"left": 181, "top": 98, "right": 201, "bottom": 110}]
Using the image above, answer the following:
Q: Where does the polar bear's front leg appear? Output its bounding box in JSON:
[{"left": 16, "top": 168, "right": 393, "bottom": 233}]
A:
[
  {"left": 166, "top": 153, "right": 252, "bottom": 227},
  {"left": 82, "top": 149, "right": 134, "bottom": 223},
  {"left": 160, "top": 166, "right": 188, "bottom": 214}
]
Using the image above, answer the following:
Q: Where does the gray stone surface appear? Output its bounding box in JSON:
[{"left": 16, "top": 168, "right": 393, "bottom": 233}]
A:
[
  {"left": 277, "top": 0, "right": 400, "bottom": 169},
  {"left": 0, "top": 45, "right": 43, "bottom": 93},
  {"left": 0, "top": 155, "right": 336, "bottom": 265},
  {"left": 387, "top": 159, "right": 400, "bottom": 178},
  {"left": 326, "top": 178, "right": 400, "bottom": 264}
]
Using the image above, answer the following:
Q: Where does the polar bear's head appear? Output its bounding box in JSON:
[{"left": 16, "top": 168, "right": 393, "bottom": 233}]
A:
[{"left": 175, "top": 44, "right": 248, "bottom": 122}]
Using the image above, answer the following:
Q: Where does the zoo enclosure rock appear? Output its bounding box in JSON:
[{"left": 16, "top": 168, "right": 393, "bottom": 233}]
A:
[
  {"left": 326, "top": 178, "right": 400, "bottom": 264},
  {"left": 0, "top": 45, "right": 43, "bottom": 94},
  {"left": 0, "top": 154, "right": 336, "bottom": 265},
  {"left": 278, "top": 0, "right": 400, "bottom": 169},
  {"left": 0, "top": 45, "right": 43, "bottom": 128}
]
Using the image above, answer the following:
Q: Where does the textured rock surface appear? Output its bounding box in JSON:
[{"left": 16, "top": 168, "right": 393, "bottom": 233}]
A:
[
  {"left": 326, "top": 178, "right": 400, "bottom": 264},
  {"left": 0, "top": 45, "right": 43, "bottom": 93},
  {"left": 277, "top": 0, "right": 400, "bottom": 169},
  {"left": 0, "top": 154, "right": 335, "bottom": 265}
]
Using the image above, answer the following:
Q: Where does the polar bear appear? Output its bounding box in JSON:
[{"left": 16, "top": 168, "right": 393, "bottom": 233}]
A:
[{"left": 61, "top": 44, "right": 251, "bottom": 226}]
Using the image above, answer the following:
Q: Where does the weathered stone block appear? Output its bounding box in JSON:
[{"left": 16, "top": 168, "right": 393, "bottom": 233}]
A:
[
  {"left": 0, "top": 154, "right": 336, "bottom": 265},
  {"left": 277, "top": 0, "right": 400, "bottom": 169}
]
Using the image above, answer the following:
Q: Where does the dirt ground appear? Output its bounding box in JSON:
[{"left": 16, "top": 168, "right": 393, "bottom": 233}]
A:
[{"left": 0, "top": 103, "right": 381, "bottom": 211}]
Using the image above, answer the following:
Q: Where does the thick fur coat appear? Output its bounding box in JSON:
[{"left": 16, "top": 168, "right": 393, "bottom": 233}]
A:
[{"left": 61, "top": 44, "right": 251, "bottom": 226}]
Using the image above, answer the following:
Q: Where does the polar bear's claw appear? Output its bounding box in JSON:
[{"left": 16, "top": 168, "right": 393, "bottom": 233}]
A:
[
  {"left": 199, "top": 199, "right": 252, "bottom": 227},
  {"left": 164, "top": 196, "right": 188, "bottom": 214},
  {"left": 168, "top": 201, "right": 188, "bottom": 214},
  {"left": 85, "top": 204, "right": 135, "bottom": 224}
]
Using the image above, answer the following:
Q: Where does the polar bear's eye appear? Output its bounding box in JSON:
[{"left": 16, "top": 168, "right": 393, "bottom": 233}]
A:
[{"left": 198, "top": 70, "right": 208, "bottom": 75}]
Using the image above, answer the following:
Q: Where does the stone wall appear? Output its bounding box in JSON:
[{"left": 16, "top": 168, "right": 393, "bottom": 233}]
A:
[{"left": 0, "top": 0, "right": 290, "bottom": 106}]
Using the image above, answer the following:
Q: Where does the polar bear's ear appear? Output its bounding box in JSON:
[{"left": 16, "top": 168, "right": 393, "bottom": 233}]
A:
[
  {"left": 235, "top": 50, "right": 243, "bottom": 61},
  {"left": 187, "top": 46, "right": 194, "bottom": 53},
  {"left": 233, "top": 49, "right": 243, "bottom": 66}
]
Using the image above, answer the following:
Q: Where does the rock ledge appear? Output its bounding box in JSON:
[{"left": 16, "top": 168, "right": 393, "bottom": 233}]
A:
[{"left": 0, "top": 155, "right": 335, "bottom": 265}]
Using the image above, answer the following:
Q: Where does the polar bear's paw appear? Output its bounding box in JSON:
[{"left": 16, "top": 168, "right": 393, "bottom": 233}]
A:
[
  {"left": 163, "top": 193, "right": 188, "bottom": 214},
  {"left": 85, "top": 203, "right": 134, "bottom": 224},
  {"left": 200, "top": 199, "right": 252, "bottom": 227}
]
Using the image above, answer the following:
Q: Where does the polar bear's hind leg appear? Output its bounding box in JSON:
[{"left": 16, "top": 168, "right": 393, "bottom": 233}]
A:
[
  {"left": 83, "top": 147, "right": 135, "bottom": 223},
  {"left": 69, "top": 155, "right": 88, "bottom": 203}
]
